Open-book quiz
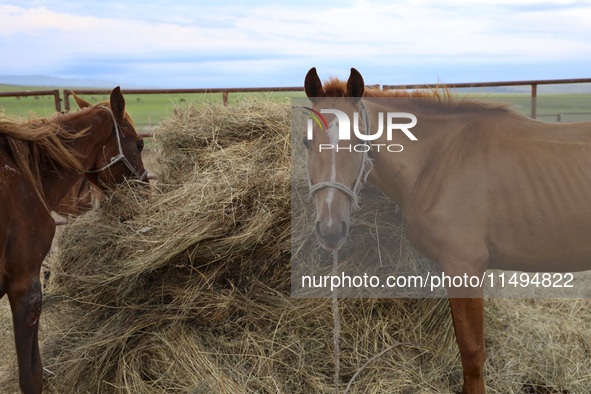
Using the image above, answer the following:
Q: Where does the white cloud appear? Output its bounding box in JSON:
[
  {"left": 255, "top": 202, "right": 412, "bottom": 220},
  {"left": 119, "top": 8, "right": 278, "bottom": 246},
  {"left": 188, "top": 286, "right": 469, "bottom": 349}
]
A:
[{"left": 1, "top": 1, "right": 590, "bottom": 86}]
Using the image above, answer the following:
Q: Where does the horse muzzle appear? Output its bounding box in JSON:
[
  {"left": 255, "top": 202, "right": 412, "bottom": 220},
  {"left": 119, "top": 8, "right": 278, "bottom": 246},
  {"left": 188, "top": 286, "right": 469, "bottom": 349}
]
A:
[{"left": 315, "top": 220, "right": 349, "bottom": 250}]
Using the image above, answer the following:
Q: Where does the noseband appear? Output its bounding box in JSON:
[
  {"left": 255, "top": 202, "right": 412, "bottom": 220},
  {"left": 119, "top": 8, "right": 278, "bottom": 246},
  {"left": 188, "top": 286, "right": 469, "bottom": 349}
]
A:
[
  {"left": 308, "top": 100, "right": 373, "bottom": 209},
  {"left": 86, "top": 106, "right": 147, "bottom": 181}
]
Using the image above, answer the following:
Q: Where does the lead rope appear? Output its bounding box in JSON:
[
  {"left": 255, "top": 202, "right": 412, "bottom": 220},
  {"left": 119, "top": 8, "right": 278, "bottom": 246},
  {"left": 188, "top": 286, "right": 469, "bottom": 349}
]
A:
[
  {"left": 331, "top": 103, "right": 414, "bottom": 394},
  {"left": 320, "top": 100, "right": 372, "bottom": 393},
  {"left": 305, "top": 100, "right": 374, "bottom": 393},
  {"left": 314, "top": 102, "right": 411, "bottom": 393},
  {"left": 332, "top": 250, "right": 341, "bottom": 393}
]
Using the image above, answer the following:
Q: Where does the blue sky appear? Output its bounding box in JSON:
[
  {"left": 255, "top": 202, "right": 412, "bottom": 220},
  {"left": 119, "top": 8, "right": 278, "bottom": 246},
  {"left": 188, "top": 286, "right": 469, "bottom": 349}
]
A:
[{"left": 1, "top": 0, "right": 590, "bottom": 88}]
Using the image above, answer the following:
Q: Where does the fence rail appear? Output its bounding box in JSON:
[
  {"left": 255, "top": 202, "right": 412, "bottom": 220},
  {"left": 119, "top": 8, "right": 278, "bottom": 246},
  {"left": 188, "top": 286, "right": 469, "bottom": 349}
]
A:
[
  {"left": 0, "top": 89, "right": 62, "bottom": 112},
  {"left": 383, "top": 78, "right": 591, "bottom": 119},
  {"left": 537, "top": 112, "right": 591, "bottom": 122},
  {"left": 63, "top": 87, "right": 304, "bottom": 112},
  {"left": 3, "top": 78, "right": 591, "bottom": 122}
]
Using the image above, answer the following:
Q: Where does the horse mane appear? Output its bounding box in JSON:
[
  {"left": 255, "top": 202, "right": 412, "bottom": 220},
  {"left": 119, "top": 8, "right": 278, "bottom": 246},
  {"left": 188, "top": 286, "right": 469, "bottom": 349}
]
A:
[
  {"left": 0, "top": 112, "right": 88, "bottom": 209},
  {"left": 322, "top": 77, "right": 511, "bottom": 113}
]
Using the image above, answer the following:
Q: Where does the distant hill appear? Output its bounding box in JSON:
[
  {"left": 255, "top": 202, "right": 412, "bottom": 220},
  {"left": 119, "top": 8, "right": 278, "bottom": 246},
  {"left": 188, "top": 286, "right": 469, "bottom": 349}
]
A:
[{"left": 0, "top": 75, "right": 140, "bottom": 89}]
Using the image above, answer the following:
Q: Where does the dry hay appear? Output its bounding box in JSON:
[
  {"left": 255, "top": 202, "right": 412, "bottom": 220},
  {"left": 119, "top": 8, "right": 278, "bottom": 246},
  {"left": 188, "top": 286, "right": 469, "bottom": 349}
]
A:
[{"left": 1, "top": 99, "right": 591, "bottom": 393}]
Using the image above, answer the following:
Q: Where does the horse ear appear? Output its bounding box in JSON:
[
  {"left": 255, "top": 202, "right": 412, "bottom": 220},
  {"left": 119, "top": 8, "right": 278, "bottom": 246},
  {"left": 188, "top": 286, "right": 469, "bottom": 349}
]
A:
[
  {"left": 72, "top": 92, "right": 92, "bottom": 109},
  {"left": 346, "top": 68, "right": 365, "bottom": 98},
  {"left": 109, "top": 86, "right": 126, "bottom": 119},
  {"left": 304, "top": 67, "right": 325, "bottom": 100}
]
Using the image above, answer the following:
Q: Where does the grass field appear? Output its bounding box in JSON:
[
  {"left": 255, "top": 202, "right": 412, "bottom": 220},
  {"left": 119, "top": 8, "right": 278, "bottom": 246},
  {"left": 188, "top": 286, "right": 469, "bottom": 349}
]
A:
[
  {"left": 2, "top": 84, "right": 591, "bottom": 128},
  {"left": 0, "top": 84, "right": 302, "bottom": 128}
]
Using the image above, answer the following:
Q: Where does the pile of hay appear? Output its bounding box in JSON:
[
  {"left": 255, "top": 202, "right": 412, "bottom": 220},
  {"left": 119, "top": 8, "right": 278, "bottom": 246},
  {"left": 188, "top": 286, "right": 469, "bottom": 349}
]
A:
[{"left": 2, "top": 99, "right": 591, "bottom": 393}]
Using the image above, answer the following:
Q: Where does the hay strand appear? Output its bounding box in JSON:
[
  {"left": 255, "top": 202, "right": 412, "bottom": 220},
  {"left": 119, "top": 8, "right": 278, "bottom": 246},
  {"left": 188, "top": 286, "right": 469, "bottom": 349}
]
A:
[{"left": 0, "top": 99, "right": 590, "bottom": 392}]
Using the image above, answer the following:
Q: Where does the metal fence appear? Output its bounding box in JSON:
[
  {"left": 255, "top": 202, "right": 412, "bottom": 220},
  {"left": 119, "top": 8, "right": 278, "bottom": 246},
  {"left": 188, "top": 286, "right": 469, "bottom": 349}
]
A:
[
  {"left": 2, "top": 77, "right": 591, "bottom": 124},
  {"left": 2, "top": 77, "right": 591, "bottom": 121},
  {"left": 383, "top": 78, "right": 591, "bottom": 119},
  {"left": 62, "top": 87, "right": 304, "bottom": 111},
  {"left": 0, "top": 78, "right": 591, "bottom": 120},
  {"left": 0, "top": 89, "right": 62, "bottom": 111}
]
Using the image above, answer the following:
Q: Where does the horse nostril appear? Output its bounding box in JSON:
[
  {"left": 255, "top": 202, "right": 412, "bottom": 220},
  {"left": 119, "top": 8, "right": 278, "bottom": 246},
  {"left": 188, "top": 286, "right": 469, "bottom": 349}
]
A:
[
  {"left": 341, "top": 221, "right": 349, "bottom": 238},
  {"left": 315, "top": 220, "right": 349, "bottom": 240}
]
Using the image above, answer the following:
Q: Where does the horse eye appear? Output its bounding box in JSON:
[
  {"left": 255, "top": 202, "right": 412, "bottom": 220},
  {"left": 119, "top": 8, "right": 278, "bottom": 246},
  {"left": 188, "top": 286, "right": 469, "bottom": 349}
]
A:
[{"left": 137, "top": 140, "right": 144, "bottom": 152}]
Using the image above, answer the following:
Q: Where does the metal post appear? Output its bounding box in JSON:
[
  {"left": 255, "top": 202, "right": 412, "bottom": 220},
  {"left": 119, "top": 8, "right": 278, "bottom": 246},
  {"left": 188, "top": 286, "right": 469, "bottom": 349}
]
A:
[
  {"left": 64, "top": 90, "right": 71, "bottom": 112},
  {"left": 52, "top": 90, "right": 62, "bottom": 112},
  {"left": 531, "top": 84, "right": 537, "bottom": 119}
]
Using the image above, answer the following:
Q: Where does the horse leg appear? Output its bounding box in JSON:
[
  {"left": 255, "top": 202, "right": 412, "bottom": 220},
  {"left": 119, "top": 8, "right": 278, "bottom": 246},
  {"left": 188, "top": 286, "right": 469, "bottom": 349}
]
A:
[
  {"left": 435, "top": 245, "right": 488, "bottom": 393},
  {"left": 449, "top": 297, "right": 485, "bottom": 394},
  {"left": 8, "top": 276, "right": 43, "bottom": 394}
]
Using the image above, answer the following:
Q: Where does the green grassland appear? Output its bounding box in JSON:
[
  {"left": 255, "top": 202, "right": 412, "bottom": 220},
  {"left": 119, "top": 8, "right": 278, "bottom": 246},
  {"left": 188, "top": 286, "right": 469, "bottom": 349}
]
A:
[
  {"left": 485, "top": 93, "right": 591, "bottom": 122},
  {"left": 0, "top": 85, "right": 304, "bottom": 128},
  {"left": 1, "top": 84, "right": 591, "bottom": 128}
]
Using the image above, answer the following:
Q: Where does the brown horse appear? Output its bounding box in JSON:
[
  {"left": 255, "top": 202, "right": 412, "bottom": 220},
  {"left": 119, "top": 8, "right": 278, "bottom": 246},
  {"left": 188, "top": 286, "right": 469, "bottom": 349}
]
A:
[
  {"left": 303, "top": 67, "right": 591, "bottom": 393},
  {"left": 0, "top": 87, "right": 146, "bottom": 393}
]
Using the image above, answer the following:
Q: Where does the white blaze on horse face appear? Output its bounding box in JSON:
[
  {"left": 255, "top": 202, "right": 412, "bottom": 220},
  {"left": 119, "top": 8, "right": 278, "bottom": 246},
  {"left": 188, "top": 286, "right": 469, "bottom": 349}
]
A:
[
  {"left": 320, "top": 109, "right": 350, "bottom": 140},
  {"left": 325, "top": 117, "right": 339, "bottom": 227}
]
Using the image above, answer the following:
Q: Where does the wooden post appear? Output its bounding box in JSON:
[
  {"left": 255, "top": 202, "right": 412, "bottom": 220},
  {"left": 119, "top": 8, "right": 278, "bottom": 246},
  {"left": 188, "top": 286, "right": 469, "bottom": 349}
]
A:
[{"left": 223, "top": 91, "right": 229, "bottom": 106}]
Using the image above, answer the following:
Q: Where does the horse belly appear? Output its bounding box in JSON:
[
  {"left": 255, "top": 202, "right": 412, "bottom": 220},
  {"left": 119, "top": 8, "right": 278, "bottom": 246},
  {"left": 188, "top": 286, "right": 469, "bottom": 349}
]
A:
[
  {"left": 483, "top": 142, "right": 591, "bottom": 272},
  {"left": 488, "top": 212, "right": 591, "bottom": 272}
]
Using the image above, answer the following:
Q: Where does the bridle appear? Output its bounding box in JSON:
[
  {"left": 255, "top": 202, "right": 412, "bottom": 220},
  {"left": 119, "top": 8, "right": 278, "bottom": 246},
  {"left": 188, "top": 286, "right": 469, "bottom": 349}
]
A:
[
  {"left": 86, "top": 105, "right": 147, "bottom": 181},
  {"left": 308, "top": 100, "right": 373, "bottom": 209}
]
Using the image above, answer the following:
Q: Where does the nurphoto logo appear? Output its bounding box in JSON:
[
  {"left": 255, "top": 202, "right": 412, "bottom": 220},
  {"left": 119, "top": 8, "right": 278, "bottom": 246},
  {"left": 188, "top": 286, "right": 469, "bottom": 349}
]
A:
[{"left": 303, "top": 106, "right": 418, "bottom": 153}]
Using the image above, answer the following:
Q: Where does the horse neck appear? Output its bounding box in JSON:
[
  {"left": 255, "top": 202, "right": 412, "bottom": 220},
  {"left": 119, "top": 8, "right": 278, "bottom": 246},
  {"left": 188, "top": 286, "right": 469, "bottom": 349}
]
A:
[
  {"left": 363, "top": 98, "right": 452, "bottom": 210},
  {"left": 41, "top": 109, "right": 111, "bottom": 210}
]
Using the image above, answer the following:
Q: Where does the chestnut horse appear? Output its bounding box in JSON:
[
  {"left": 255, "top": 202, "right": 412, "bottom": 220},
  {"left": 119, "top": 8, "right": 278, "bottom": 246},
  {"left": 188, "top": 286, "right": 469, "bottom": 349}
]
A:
[
  {"left": 303, "top": 67, "right": 591, "bottom": 393},
  {"left": 0, "top": 87, "right": 146, "bottom": 393}
]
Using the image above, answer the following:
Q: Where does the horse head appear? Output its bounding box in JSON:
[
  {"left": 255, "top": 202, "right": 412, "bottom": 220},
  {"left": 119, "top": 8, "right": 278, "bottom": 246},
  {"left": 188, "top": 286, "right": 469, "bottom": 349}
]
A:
[
  {"left": 303, "top": 67, "right": 369, "bottom": 250},
  {"left": 73, "top": 87, "right": 148, "bottom": 190}
]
